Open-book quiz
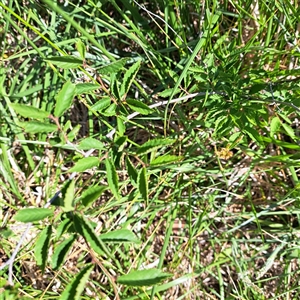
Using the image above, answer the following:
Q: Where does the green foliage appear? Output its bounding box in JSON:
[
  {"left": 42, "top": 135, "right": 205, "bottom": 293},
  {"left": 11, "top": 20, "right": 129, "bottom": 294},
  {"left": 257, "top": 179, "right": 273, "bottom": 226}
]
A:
[
  {"left": 2, "top": 0, "right": 300, "bottom": 298},
  {"left": 117, "top": 269, "right": 172, "bottom": 286},
  {"left": 14, "top": 208, "right": 53, "bottom": 223}
]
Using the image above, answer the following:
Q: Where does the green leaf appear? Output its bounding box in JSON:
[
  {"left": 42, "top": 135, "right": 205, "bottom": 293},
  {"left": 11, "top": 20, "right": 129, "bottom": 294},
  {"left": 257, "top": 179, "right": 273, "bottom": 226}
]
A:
[
  {"left": 52, "top": 234, "right": 76, "bottom": 270},
  {"left": 102, "top": 103, "right": 117, "bottom": 117},
  {"left": 76, "top": 39, "right": 86, "bottom": 60},
  {"left": 44, "top": 56, "right": 83, "bottom": 69},
  {"left": 126, "top": 157, "right": 138, "bottom": 186},
  {"left": 14, "top": 208, "right": 53, "bottom": 223},
  {"left": 73, "top": 213, "right": 106, "bottom": 256},
  {"left": 10, "top": 103, "right": 49, "bottom": 119},
  {"left": 105, "top": 158, "right": 120, "bottom": 200},
  {"left": 270, "top": 116, "right": 281, "bottom": 138},
  {"left": 56, "top": 218, "right": 72, "bottom": 239},
  {"left": 78, "top": 138, "right": 104, "bottom": 150},
  {"left": 150, "top": 155, "right": 183, "bottom": 166},
  {"left": 75, "top": 83, "right": 100, "bottom": 95},
  {"left": 120, "top": 60, "right": 141, "bottom": 98},
  {"left": 90, "top": 97, "right": 111, "bottom": 112},
  {"left": 35, "top": 225, "right": 52, "bottom": 273},
  {"left": 80, "top": 185, "right": 107, "bottom": 207},
  {"left": 138, "top": 167, "right": 148, "bottom": 202},
  {"left": 59, "top": 264, "right": 93, "bottom": 300},
  {"left": 117, "top": 116, "right": 126, "bottom": 136},
  {"left": 100, "top": 229, "right": 140, "bottom": 243},
  {"left": 117, "top": 268, "right": 172, "bottom": 286},
  {"left": 19, "top": 121, "right": 57, "bottom": 133},
  {"left": 97, "top": 58, "right": 128, "bottom": 75},
  {"left": 54, "top": 81, "right": 76, "bottom": 117},
  {"left": 282, "top": 123, "right": 296, "bottom": 141},
  {"left": 68, "top": 157, "right": 99, "bottom": 173},
  {"left": 62, "top": 180, "right": 75, "bottom": 212},
  {"left": 126, "top": 99, "right": 153, "bottom": 115},
  {"left": 137, "top": 138, "right": 176, "bottom": 155}
]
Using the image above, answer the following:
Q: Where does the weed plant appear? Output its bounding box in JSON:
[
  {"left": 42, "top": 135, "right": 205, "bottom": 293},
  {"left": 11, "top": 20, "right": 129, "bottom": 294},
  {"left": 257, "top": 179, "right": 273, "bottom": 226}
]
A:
[{"left": 1, "top": 0, "right": 300, "bottom": 299}]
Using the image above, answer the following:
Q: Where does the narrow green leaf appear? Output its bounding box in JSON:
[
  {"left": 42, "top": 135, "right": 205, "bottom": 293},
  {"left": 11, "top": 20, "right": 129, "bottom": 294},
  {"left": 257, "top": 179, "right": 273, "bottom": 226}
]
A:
[
  {"left": 90, "top": 97, "right": 111, "bottom": 112},
  {"left": 14, "top": 208, "right": 53, "bottom": 223},
  {"left": 80, "top": 185, "right": 107, "bottom": 207},
  {"left": 54, "top": 81, "right": 76, "bottom": 117},
  {"left": 35, "top": 225, "right": 52, "bottom": 273},
  {"left": 19, "top": 121, "right": 57, "bottom": 133},
  {"left": 73, "top": 213, "right": 106, "bottom": 256},
  {"left": 56, "top": 218, "right": 73, "bottom": 239},
  {"left": 67, "top": 124, "right": 81, "bottom": 142},
  {"left": 126, "top": 99, "right": 153, "bottom": 115},
  {"left": 150, "top": 155, "right": 183, "bottom": 166},
  {"left": 62, "top": 180, "right": 75, "bottom": 212},
  {"left": 52, "top": 234, "right": 76, "bottom": 270},
  {"left": 120, "top": 60, "right": 141, "bottom": 98},
  {"left": 10, "top": 103, "right": 49, "bottom": 119},
  {"left": 68, "top": 157, "right": 99, "bottom": 173},
  {"left": 78, "top": 138, "right": 104, "bottom": 150},
  {"left": 105, "top": 158, "right": 120, "bottom": 200},
  {"left": 117, "top": 116, "right": 126, "bottom": 136},
  {"left": 76, "top": 39, "right": 86, "bottom": 60},
  {"left": 75, "top": 83, "right": 100, "bottom": 95},
  {"left": 102, "top": 103, "right": 117, "bottom": 117},
  {"left": 11, "top": 84, "right": 44, "bottom": 98},
  {"left": 44, "top": 56, "right": 83, "bottom": 69},
  {"left": 137, "top": 138, "right": 176, "bottom": 155},
  {"left": 99, "top": 229, "right": 140, "bottom": 243},
  {"left": 97, "top": 58, "right": 128, "bottom": 75},
  {"left": 282, "top": 123, "right": 296, "bottom": 140},
  {"left": 138, "top": 167, "right": 148, "bottom": 202},
  {"left": 270, "top": 116, "right": 281, "bottom": 138},
  {"left": 60, "top": 264, "right": 93, "bottom": 300},
  {"left": 117, "top": 268, "right": 172, "bottom": 286},
  {"left": 126, "top": 157, "right": 138, "bottom": 185}
]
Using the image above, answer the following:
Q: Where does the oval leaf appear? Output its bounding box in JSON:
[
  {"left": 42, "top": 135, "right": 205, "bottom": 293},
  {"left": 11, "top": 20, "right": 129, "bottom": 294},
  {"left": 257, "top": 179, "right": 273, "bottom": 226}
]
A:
[
  {"left": 14, "top": 208, "right": 53, "bottom": 223},
  {"left": 44, "top": 56, "right": 83, "bottom": 69},
  {"left": 19, "top": 121, "right": 57, "bottom": 133},
  {"left": 80, "top": 185, "right": 107, "bottom": 207},
  {"left": 10, "top": 103, "right": 49, "bottom": 119},
  {"left": 54, "top": 81, "right": 76, "bottom": 117},
  {"left": 99, "top": 229, "right": 140, "bottom": 243},
  {"left": 78, "top": 138, "right": 104, "bottom": 150},
  {"left": 150, "top": 155, "right": 183, "bottom": 166},
  {"left": 75, "top": 83, "right": 100, "bottom": 95},
  {"left": 137, "top": 138, "right": 176, "bottom": 155},
  {"left": 97, "top": 58, "right": 128, "bottom": 75},
  {"left": 90, "top": 97, "right": 111, "bottom": 112},
  {"left": 68, "top": 157, "right": 99, "bottom": 173},
  {"left": 117, "top": 268, "right": 172, "bottom": 286},
  {"left": 126, "top": 98, "right": 153, "bottom": 115},
  {"left": 105, "top": 158, "right": 120, "bottom": 200}
]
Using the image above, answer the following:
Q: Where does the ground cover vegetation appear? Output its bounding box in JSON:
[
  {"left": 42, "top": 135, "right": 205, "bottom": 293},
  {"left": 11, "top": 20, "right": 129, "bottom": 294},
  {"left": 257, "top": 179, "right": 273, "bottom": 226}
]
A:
[{"left": 1, "top": 0, "right": 300, "bottom": 299}]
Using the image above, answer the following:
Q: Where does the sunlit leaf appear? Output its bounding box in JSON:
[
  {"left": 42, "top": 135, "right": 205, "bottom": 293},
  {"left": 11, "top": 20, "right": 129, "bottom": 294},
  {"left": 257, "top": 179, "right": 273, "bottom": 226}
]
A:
[
  {"left": 10, "top": 103, "right": 49, "bottom": 119},
  {"left": 54, "top": 81, "right": 76, "bottom": 117},
  {"left": 99, "top": 229, "right": 140, "bottom": 243},
  {"left": 35, "top": 225, "right": 52, "bottom": 273},
  {"left": 117, "top": 268, "right": 172, "bottom": 286},
  {"left": 44, "top": 56, "right": 83, "bottom": 69},
  {"left": 68, "top": 157, "right": 99, "bottom": 173},
  {"left": 14, "top": 208, "right": 53, "bottom": 223},
  {"left": 60, "top": 264, "right": 93, "bottom": 300},
  {"left": 105, "top": 158, "right": 120, "bottom": 200}
]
